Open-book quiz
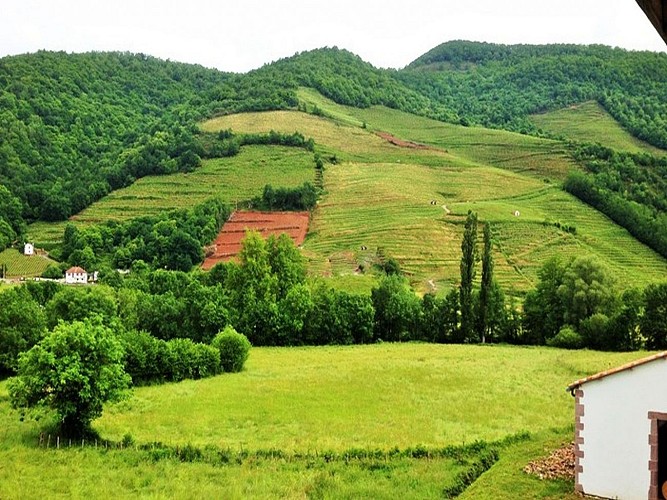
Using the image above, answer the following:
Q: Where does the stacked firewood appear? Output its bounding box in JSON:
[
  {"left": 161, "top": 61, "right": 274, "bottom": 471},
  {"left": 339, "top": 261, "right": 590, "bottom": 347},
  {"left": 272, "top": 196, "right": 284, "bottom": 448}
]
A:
[{"left": 523, "top": 443, "right": 575, "bottom": 480}]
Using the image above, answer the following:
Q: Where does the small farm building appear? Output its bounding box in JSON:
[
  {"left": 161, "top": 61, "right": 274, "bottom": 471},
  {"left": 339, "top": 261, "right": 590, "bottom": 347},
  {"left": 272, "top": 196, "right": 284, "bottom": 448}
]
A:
[
  {"left": 65, "top": 266, "right": 87, "bottom": 284},
  {"left": 567, "top": 352, "right": 667, "bottom": 499},
  {"left": 23, "top": 243, "right": 34, "bottom": 256}
]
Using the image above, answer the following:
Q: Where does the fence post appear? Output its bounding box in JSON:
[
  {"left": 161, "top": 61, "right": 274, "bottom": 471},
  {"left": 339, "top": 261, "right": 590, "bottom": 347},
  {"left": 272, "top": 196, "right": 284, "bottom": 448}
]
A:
[
  {"left": 47, "top": 434, "right": 51, "bottom": 449},
  {"left": 56, "top": 436, "right": 60, "bottom": 449}
]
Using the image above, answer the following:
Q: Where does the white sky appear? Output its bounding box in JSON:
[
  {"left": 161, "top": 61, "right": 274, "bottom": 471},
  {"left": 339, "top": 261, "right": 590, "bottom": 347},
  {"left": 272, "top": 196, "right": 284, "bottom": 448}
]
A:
[{"left": 0, "top": 0, "right": 665, "bottom": 73}]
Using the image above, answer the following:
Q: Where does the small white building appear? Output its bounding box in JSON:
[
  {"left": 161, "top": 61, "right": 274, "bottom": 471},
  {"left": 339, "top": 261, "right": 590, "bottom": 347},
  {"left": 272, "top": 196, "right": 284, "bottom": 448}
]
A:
[
  {"left": 24, "top": 243, "right": 34, "bottom": 256},
  {"left": 567, "top": 352, "right": 667, "bottom": 500},
  {"left": 65, "top": 266, "right": 88, "bottom": 284}
]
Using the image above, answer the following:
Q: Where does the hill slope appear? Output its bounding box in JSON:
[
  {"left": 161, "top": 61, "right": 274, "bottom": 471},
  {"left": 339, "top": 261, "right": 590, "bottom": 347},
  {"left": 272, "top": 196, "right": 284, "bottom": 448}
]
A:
[
  {"left": 202, "top": 93, "right": 667, "bottom": 292},
  {"left": 399, "top": 41, "right": 667, "bottom": 148}
]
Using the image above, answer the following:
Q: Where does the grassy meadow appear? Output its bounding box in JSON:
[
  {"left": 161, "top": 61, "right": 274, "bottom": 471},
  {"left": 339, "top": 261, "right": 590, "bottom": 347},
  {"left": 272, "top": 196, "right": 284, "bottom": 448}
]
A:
[
  {"left": 0, "top": 344, "right": 654, "bottom": 498},
  {"left": 530, "top": 101, "right": 666, "bottom": 155}
]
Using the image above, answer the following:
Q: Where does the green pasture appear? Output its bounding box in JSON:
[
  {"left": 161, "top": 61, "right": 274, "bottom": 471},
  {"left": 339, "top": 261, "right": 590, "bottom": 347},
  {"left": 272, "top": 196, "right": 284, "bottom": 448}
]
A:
[
  {"left": 530, "top": 101, "right": 666, "bottom": 155},
  {"left": 0, "top": 248, "right": 55, "bottom": 278},
  {"left": 0, "top": 344, "right": 652, "bottom": 498},
  {"left": 297, "top": 88, "right": 576, "bottom": 180},
  {"left": 349, "top": 105, "right": 577, "bottom": 181},
  {"left": 27, "top": 146, "right": 315, "bottom": 246},
  {"left": 201, "top": 108, "right": 456, "bottom": 167}
]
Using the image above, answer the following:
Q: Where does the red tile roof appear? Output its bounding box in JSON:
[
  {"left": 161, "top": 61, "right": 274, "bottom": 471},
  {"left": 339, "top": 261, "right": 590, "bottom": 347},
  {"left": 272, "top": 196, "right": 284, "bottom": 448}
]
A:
[
  {"left": 567, "top": 351, "right": 667, "bottom": 392},
  {"left": 66, "top": 266, "right": 87, "bottom": 274}
]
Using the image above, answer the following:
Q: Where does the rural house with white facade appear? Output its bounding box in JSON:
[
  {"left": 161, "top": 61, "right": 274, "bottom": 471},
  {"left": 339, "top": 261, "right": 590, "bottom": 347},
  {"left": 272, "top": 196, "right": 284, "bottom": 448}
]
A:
[{"left": 567, "top": 352, "right": 667, "bottom": 500}]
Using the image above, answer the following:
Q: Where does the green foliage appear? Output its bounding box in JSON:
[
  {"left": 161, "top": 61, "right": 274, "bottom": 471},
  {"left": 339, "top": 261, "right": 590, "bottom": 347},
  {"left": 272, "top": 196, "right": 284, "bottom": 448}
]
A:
[
  {"left": 419, "top": 290, "right": 459, "bottom": 343},
  {"left": 523, "top": 256, "right": 619, "bottom": 347},
  {"left": 642, "top": 283, "right": 667, "bottom": 350},
  {"left": 256, "top": 182, "right": 318, "bottom": 211},
  {"left": 305, "top": 283, "right": 374, "bottom": 345},
  {"left": 0, "top": 287, "right": 46, "bottom": 373},
  {"left": 120, "top": 330, "right": 220, "bottom": 384},
  {"left": 459, "top": 211, "right": 478, "bottom": 342},
  {"left": 564, "top": 147, "right": 667, "bottom": 259},
  {"left": 477, "top": 222, "right": 494, "bottom": 342},
  {"left": 402, "top": 41, "right": 667, "bottom": 148},
  {"left": 45, "top": 286, "right": 118, "bottom": 329},
  {"left": 0, "top": 51, "right": 231, "bottom": 226},
  {"left": 547, "top": 326, "right": 584, "bottom": 350},
  {"left": 371, "top": 275, "right": 421, "bottom": 342},
  {"left": 8, "top": 317, "right": 130, "bottom": 437},
  {"left": 61, "top": 197, "right": 231, "bottom": 272},
  {"left": 40, "top": 264, "right": 63, "bottom": 279},
  {"left": 211, "top": 326, "right": 251, "bottom": 373}
]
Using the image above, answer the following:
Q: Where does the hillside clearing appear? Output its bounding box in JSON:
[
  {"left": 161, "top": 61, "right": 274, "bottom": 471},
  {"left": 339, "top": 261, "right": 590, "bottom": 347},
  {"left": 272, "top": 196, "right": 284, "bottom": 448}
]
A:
[
  {"left": 530, "top": 101, "right": 666, "bottom": 155},
  {"left": 0, "top": 248, "right": 56, "bottom": 278}
]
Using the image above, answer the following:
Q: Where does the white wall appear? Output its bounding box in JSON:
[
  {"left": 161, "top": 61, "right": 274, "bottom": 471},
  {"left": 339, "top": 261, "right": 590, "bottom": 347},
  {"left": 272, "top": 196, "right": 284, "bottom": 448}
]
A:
[
  {"left": 65, "top": 272, "right": 87, "bottom": 284},
  {"left": 580, "top": 359, "right": 667, "bottom": 499}
]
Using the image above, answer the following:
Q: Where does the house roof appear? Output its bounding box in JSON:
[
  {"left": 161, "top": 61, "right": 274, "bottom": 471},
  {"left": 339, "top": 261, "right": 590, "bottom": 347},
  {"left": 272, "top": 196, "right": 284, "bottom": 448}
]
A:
[
  {"left": 567, "top": 351, "right": 667, "bottom": 392},
  {"left": 66, "top": 266, "right": 87, "bottom": 274}
]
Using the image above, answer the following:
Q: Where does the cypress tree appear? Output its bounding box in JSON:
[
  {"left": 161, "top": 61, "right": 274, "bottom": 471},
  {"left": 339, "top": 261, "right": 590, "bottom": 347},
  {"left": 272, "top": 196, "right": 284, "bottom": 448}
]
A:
[
  {"left": 459, "top": 210, "right": 477, "bottom": 342},
  {"left": 478, "top": 222, "right": 493, "bottom": 343}
]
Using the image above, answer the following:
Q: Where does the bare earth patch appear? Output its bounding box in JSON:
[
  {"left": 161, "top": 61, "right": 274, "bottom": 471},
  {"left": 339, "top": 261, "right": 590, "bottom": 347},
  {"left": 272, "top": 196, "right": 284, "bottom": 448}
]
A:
[
  {"left": 523, "top": 442, "right": 575, "bottom": 481},
  {"left": 202, "top": 210, "right": 309, "bottom": 269},
  {"left": 375, "top": 131, "right": 436, "bottom": 150}
]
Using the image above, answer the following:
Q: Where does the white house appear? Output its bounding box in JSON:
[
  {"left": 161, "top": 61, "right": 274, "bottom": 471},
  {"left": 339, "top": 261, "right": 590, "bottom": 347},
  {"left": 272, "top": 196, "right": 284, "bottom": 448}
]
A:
[
  {"left": 567, "top": 352, "right": 667, "bottom": 500},
  {"left": 65, "top": 266, "right": 88, "bottom": 284},
  {"left": 23, "top": 243, "right": 34, "bottom": 256}
]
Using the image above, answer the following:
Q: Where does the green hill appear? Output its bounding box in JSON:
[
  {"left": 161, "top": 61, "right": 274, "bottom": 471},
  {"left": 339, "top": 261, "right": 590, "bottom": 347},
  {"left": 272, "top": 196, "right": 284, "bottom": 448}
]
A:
[
  {"left": 199, "top": 93, "right": 667, "bottom": 293},
  {"left": 400, "top": 41, "right": 667, "bottom": 148}
]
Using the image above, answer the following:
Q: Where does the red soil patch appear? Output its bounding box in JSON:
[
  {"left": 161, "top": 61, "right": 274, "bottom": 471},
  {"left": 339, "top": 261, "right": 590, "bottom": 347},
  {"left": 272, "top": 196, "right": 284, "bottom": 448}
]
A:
[
  {"left": 375, "top": 131, "right": 435, "bottom": 150},
  {"left": 201, "top": 210, "right": 310, "bottom": 270}
]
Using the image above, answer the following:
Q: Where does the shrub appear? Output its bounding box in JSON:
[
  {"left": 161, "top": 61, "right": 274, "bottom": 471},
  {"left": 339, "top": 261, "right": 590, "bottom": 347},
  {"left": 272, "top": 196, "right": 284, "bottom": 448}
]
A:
[
  {"left": 120, "top": 330, "right": 166, "bottom": 384},
  {"left": 547, "top": 326, "right": 583, "bottom": 349},
  {"left": 41, "top": 264, "right": 63, "bottom": 279},
  {"left": 192, "top": 343, "right": 221, "bottom": 378},
  {"left": 211, "top": 326, "right": 251, "bottom": 373},
  {"left": 166, "top": 338, "right": 198, "bottom": 381}
]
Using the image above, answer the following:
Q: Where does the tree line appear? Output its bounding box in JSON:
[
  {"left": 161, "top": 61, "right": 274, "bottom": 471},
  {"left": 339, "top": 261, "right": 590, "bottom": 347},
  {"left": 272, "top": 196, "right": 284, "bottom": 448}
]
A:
[
  {"left": 564, "top": 143, "right": 667, "bottom": 259},
  {"left": 4, "top": 221, "right": 667, "bottom": 437},
  {"left": 4, "top": 224, "right": 666, "bottom": 384}
]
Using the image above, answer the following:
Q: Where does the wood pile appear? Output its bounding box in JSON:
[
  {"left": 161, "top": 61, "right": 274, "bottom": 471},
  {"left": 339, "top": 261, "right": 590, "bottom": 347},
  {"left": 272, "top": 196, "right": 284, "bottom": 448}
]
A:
[{"left": 523, "top": 442, "right": 575, "bottom": 480}]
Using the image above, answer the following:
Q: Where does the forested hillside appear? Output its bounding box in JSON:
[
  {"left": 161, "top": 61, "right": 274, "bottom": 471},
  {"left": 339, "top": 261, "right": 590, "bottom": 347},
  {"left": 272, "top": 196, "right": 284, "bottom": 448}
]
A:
[
  {"left": 0, "top": 51, "right": 301, "bottom": 245},
  {"left": 399, "top": 41, "right": 667, "bottom": 147}
]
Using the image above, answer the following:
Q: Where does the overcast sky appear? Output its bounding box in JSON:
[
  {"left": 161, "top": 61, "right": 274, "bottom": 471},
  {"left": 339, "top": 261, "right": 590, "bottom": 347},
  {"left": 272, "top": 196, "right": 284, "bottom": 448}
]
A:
[{"left": 1, "top": 0, "right": 665, "bottom": 73}]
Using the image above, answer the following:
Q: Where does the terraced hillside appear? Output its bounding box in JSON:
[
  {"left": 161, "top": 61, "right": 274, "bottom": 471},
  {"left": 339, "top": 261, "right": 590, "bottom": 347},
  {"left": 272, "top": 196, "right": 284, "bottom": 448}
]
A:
[{"left": 202, "top": 91, "right": 667, "bottom": 293}]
